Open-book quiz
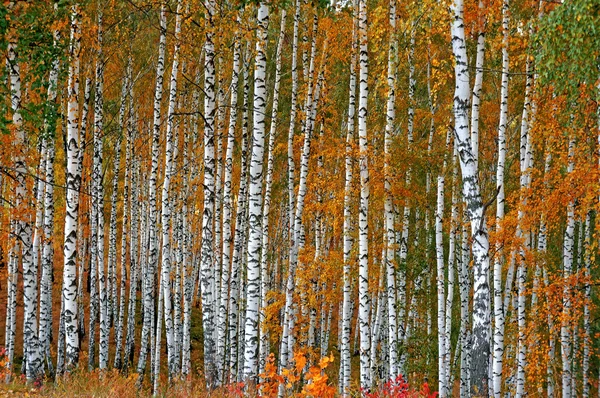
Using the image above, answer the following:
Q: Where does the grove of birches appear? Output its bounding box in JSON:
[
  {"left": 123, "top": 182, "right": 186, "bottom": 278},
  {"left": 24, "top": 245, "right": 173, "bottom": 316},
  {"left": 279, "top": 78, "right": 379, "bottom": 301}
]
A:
[{"left": 0, "top": 0, "right": 599, "bottom": 396}]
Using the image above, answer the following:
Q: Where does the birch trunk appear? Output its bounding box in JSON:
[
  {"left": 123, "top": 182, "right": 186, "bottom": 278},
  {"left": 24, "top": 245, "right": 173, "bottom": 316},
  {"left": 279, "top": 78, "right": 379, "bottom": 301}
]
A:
[
  {"left": 92, "top": 10, "right": 109, "bottom": 370},
  {"left": 470, "top": 0, "right": 486, "bottom": 168},
  {"left": 8, "top": 20, "right": 41, "bottom": 379},
  {"left": 217, "top": 28, "right": 241, "bottom": 384},
  {"left": 340, "top": 3, "right": 357, "bottom": 392},
  {"left": 108, "top": 68, "right": 130, "bottom": 335},
  {"left": 229, "top": 46, "right": 251, "bottom": 382},
  {"left": 383, "top": 0, "right": 398, "bottom": 381},
  {"left": 582, "top": 213, "right": 592, "bottom": 398},
  {"left": 357, "top": 0, "right": 371, "bottom": 389},
  {"left": 450, "top": 0, "right": 491, "bottom": 392},
  {"left": 561, "top": 136, "right": 576, "bottom": 398},
  {"left": 200, "top": 0, "right": 218, "bottom": 387},
  {"left": 125, "top": 107, "right": 139, "bottom": 369},
  {"left": 114, "top": 59, "right": 132, "bottom": 369},
  {"left": 38, "top": 16, "right": 60, "bottom": 374},
  {"left": 62, "top": 4, "right": 82, "bottom": 369},
  {"left": 436, "top": 130, "right": 451, "bottom": 397},
  {"left": 492, "top": 0, "right": 509, "bottom": 392},
  {"left": 243, "top": 2, "right": 269, "bottom": 382},
  {"left": 516, "top": 58, "right": 534, "bottom": 398},
  {"left": 260, "top": 9, "right": 286, "bottom": 373},
  {"left": 280, "top": 0, "right": 301, "bottom": 371},
  {"left": 158, "top": 0, "right": 182, "bottom": 379},
  {"left": 137, "top": 4, "right": 166, "bottom": 377}
]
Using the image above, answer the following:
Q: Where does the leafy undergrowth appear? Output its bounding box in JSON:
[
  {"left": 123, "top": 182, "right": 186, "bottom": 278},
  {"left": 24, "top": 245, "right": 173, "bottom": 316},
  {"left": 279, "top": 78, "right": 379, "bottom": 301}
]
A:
[
  {"left": 362, "top": 375, "right": 438, "bottom": 398},
  {"left": 0, "top": 350, "right": 436, "bottom": 397}
]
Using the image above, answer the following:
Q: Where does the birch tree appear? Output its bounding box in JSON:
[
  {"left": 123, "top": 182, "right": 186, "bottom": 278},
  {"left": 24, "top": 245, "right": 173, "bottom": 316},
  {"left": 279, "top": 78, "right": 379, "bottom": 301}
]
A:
[
  {"left": 449, "top": 0, "right": 491, "bottom": 393},
  {"left": 62, "top": 3, "right": 82, "bottom": 370},
  {"left": 243, "top": 3, "right": 269, "bottom": 382},
  {"left": 200, "top": 0, "right": 218, "bottom": 387},
  {"left": 491, "top": 0, "right": 509, "bottom": 393},
  {"left": 357, "top": 0, "right": 371, "bottom": 389},
  {"left": 340, "top": 1, "right": 357, "bottom": 393},
  {"left": 157, "top": 0, "right": 182, "bottom": 379},
  {"left": 137, "top": 4, "right": 166, "bottom": 377},
  {"left": 383, "top": 0, "right": 398, "bottom": 382}
]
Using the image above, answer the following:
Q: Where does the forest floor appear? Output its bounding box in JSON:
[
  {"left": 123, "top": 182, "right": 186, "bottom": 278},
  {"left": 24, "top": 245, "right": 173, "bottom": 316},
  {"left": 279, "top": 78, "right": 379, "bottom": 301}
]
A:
[{"left": 0, "top": 265, "right": 371, "bottom": 396}]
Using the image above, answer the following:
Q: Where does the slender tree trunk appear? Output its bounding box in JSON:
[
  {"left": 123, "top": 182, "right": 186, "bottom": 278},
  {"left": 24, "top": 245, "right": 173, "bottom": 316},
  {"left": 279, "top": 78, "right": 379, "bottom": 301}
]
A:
[
  {"left": 259, "top": 9, "right": 286, "bottom": 374},
  {"left": 459, "top": 213, "right": 471, "bottom": 397},
  {"left": 91, "top": 10, "right": 109, "bottom": 370},
  {"left": 280, "top": 0, "right": 301, "bottom": 372},
  {"left": 75, "top": 80, "right": 91, "bottom": 364},
  {"left": 38, "top": 16, "right": 60, "bottom": 375},
  {"left": 243, "top": 2, "right": 269, "bottom": 383},
  {"left": 492, "top": 0, "right": 509, "bottom": 392},
  {"left": 357, "top": 0, "right": 371, "bottom": 389},
  {"left": 125, "top": 104, "right": 139, "bottom": 369},
  {"left": 470, "top": 0, "right": 486, "bottom": 168},
  {"left": 200, "top": 0, "right": 218, "bottom": 387},
  {"left": 436, "top": 130, "right": 451, "bottom": 397},
  {"left": 7, "top": 18, "right": 41, "bottom": 379},
  {"left": 138, "top": 4, "right": 166, "bottom": 378},
  {"left": 582, "top": 213, "right": 591, "bottom": 398},
  {"left": 444, "top": 154, "right": 458, "bottom": 390},
  {"left": 114, "top": 56, "right": 133, "bottom": 370},
  {"left": 340, "top": 3, "right": 357, "bottom": 392},
  {"left": 62, "top": 4, "right": 82, "bottom": 370},
  {"left": 383, "top": 0, "right": 398, "bottom": 382},
  {"left": 157, "top": 0, "right": 182, "bottom": 380},
  {"left": 516, "top": 57, "right": 534, "bottom": 398},
  {"left": 229, "top": 45, "right": 251, "bottom": 383},
  {"left": 450, "top": 0, "right": 491, "bottom": 392},
  {"left": 108, "top": 68, "right": 130, "bottom": 337},
  {"left": 217, "top": 27, "right": 241, "bottom": 384},
  {"left": 561, "top": 136, "right": 576, "bottom": 398}
]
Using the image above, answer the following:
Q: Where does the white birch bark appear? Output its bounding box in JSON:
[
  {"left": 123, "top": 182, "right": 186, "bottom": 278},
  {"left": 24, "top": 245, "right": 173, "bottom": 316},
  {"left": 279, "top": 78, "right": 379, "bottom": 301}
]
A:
[
  {"left": 340, "top": 3, "right": 357, "bottom": 392},
  {"left": 200, "top": 0, "right": 218, "bottom": 387},
  {"left": 516, "top": 58, "right": 534, "bottom": 398},
  {"left": 38, "top": 16, "right": 60, "bottom": 374},
  {"left": 470, "top": 0, "right": 486, "bottom": 168},
  {"left": 357, "top": 0, "right": 371, "bottom": 389},
  {"left": 383, "top": 0, "right": 398, "bottom": 382},
  {"left": 181, "top": 176, "right": 192, "bottom": 376},
  {"left": 138, "top": 4, "right": 166, "bottom": 377},
  {"left": 108, "top": 69, "right": 129, "bottom": 334},
  {"left": 158, "top": 0, "right": 182, "bottom": 379},
  {"left": 492, "top": 0, "right": 509, "bottom": 392},
  {"left": 582, "top": 213, "right": 592, "bottom": 398},
  {"left": 62, "top": 4, "right": 82, "bottom": 369},
  {"left": 125, "top": 98, "right": 138, "bottom": 369},
  {"left": 114, "top": 58, "right": 132, "bottom": 369},
  {"left": 259, "top": 9, "right": 286, "bottom": 373},
  {"left": 459, "top": 213, "right": 471, "bottom": 396},
  {"left": 93, "top": 10, "right": 109, "bottom": 370},
  {"left": 444, "top": 154, "right": 458, "bottom": 390},
  {"left": 229, "top": 46, "right": 251, "bottom": 382},
  {"left": 8, "top": 20, "right": 41, "bottom": 380},
  {"left": 436, "top": 129, "right": 451, "bottom": 397},
  {"left": 107, "top": 135, "right": 122, "bottom": 333},
  {"left": 217, "top": 28, "right": 241, "bottom": 384},
  {"left": 243, "top": 2, "right": 269, "bottom": 382},
  {"left": 450, "top": 0, "right": 491, "bottom": 392},
  {"left": 280, "top": 0, "right": 301, "bottom": 372},
  {"left": 31, "top": 119, "right": 45, "bottom": 377},
  {"left": 561, "top": 136, "right": 576, "bottom": 398}
]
